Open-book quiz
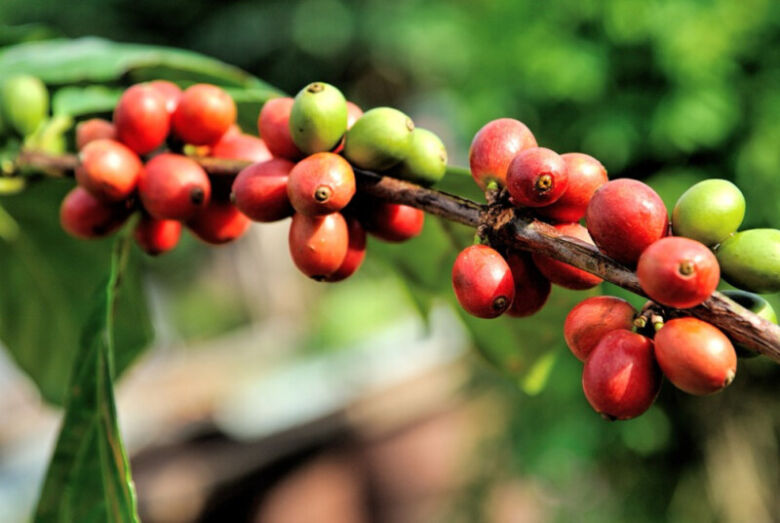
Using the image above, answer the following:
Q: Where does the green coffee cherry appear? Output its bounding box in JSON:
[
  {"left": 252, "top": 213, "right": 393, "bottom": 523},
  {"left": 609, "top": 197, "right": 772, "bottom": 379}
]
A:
[
  {"left": 722, "top": 289, "right": 777, "bottom": 357},
  {"left": 289, "top": 82, "right": 347, "bottom": 154},
  {"left": 393, "top": 128, "right": 447, "bottom": 186},
  {"left": 672, "top": 179, "right": 745, "bottom": 246},
  {"left": 0, "top": 75, "right": 49, "bottom": 137},
  {"left": 343, "top": 107, "right": 414, "bottom": 171},
  {"left": 717, "top": 229, "right": 780, "bottom": 293}
]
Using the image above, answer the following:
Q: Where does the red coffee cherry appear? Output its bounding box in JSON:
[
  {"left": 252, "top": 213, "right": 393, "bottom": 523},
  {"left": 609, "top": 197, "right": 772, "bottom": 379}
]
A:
[
  {"left": 586, "top": 179, "right": 668, "bottom": 265},
  {"left": 332, "top": 101, "right": 364, "bottom": 154},
  {"left": 506, "top": 147, "right": 569, "bottom": 207},
  {"left": 537, "top": 153, "right": 607, "bottom": 223},
  {"left": 133, "top": 215, "right": 182, "bottom": 255},
  {"left": 288, "top": 212, "right": 349, "bottom": 280},
  {"left": 564, "top": 296, "right": 637, "bottom": 361},
  {"left": 187, "top": 201, "right": 250, "bottom": 245},
  {"left": 654, "top": 317, "right": 736, "bottom": 395},
  {"left": 76, "top": 118, "right": 116, "bottom": 150},
  {"left": 172, "top": 84, "right": 236, "bottom": 145},
  {"left": 582, "top": 330, "right": 661, "bottom": 420},
  {"left": 287, "top": 152, "right": 355, "bottom": 215},
  {"left": 113, "top": 84, "right": 170, "bottom": 154},
  {"left": 363, "top": 202, "right": 424, "bottom": 242},
  {"left": 469, "top": 118, "right": 537, "bottom": 189},
  {"left": 637, "top": 237, "right": 719, "bottom": 309},
  {"left": 76, "top": 139, "right": 142, "bottom": 202},
  {"left": 325, "top": 217, "right": 367, "bottom": 282},
  {"left": 504, "top": 252, "right": 551, "bottom": 317},
  {"left": 452, "top": 245, "right": 515, "bottom": 318},
  {"left": 210, "top": 132, "right": 272, "bottom": 163},
  {"left": 139, "top": 153, "right": 211, "bottom": 220},
  {"left": 258, "top": 97, "right": 303, "bottom": 160},
  {"left": 60, "top": 186, "right": 130, "bottom": 239},
  {"left": 148, "top": 80, "right": 182, "bottom": 114},
  {"left": 531, "top": 223, "right": 602, "bottom": 289},
  {"left": 231, "top": 158, "right": 295, "bottom": 222}
]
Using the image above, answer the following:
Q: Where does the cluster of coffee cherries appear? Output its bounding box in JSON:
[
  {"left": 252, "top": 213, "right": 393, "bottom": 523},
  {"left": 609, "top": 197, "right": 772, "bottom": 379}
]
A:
[
  {"left": 451, "top": 118, "right": 780, "bottom": 420},
  {"left": 60, "top": 80, "right": 448, "bottom": 282}
]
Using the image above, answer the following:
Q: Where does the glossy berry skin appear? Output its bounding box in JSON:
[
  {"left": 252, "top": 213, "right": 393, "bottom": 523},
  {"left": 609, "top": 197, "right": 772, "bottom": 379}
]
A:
[
  {"left": 290, "top": 82, "right": 347, "bottom": 154},
  {"left": 537, "top": 153, "right": 607, "bottom": 223},
  {"left": 586, "top": 179, "right": 668, "bottom": 266},
  {"left": 258, "top": 97, "right": 302, "bottom": 160},
  {"left": 531, "top": 223, "right": 602, "bottom": 289},
  {"left": 363, "top": 202, "right": 424, "bottom": 243},
  {"left": 76, "top": 118, "right": 116, "bottom": 150},
  {"left": 504, "top": 252, "right": 551, "bottom": 318},
  {"left": 287, "top": 152, "right": 355, "bottom": 216},
  {"left": 564, "top": 296, "right": 637, "bottom": 361},
  {"left": 148, "top": 80, "right": 182, "bottom": 114},
  {"left": 210, "top": 133, "right": 272, "bottom": 163},
  {"left": 231, "top": 158, "right": 295, "bottom": 222},
  {"left": 452, "top": 245, "right": 515, "bottom": 319},
  {"left": 343, "top": 107, "right": 414, "bottom": 171},
  {"left": 326, "top": 218, "right": 367, "bottom": 282},
  {"left": 716, "top": 229, "right": 780, "bottom": 294},
  {"left": 172, "top": 84, "right": 236, "bottom": 145},
  {"left": 187, "top": 201, "right": 250, "bottom": 245},
  {"left": 506, "top": 147, "right": 569, "bottom": 207},
  {"left": 76, "top": 139, "right": 142, "bottom": 202},
  {"left": 637, "top": 237, "right": 719, "bottom": 309},
  {"left": 133, "top": 215, "right": 182, "bottom": 255},
  {"left": 139, "top": 153, "right": 211, "bottom": 220},
  {"left": 672, "top": 179, "right": 744, "bottom": 246},
  {"left": 60, "top": 187, "right": 130, "bottom": 239},
  {"left": 113, "top": 84, "right": 170, "bottom": 154},
  {"left": 654, "top": 318, "right": 736, "bottom": 396},
  {"left": 288, "top": 212, "right": 349, "bottom": 280},
  {"left": 469, "top": 118, "right": 537, "bottom": 189},
  {"left": 582, "top": 330, "right": 661, "bottom": 420},
  {"left": 0, "top": 75, "right": 49, "bottom": 137}
]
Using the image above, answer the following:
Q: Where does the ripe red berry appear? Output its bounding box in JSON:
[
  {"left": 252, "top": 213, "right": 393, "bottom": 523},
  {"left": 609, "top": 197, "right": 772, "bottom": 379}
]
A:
[
  {"left": 582, "top": 330, "right": 661, "bottom": 420},
  {"left": 332, "top": 101, "right": 364, "bottom": 154},
  {"left": 504, "top": 252, "right": 551, "bottom": 317},
  {"left": 288, "top": 212, "right": 349, "bottom": 280},
  {"left": 469, "top": 118, "right": 537, "bottom": 189},
  {"left": 452, "top": 245, "right": 515, "bottom": 318},
  {"left": 585, "top": 179, "right": 668, "bottom": 266},
  {"left": 139, "top": 153, "right": 211, "bottom": 220},
  {"left": 287, "top": 152, "right": 355, "bottom": 215},
  {"left": 325, "top": 217, "right": 367, "bottom": 282},
  {"left": 637, "top": 237, "right": 720, "bottom": 309},
  {"left": 506, "top": 147, "right": 569, "bottom": 207},
  {"left": 60, "top": 186, "right": 130, "bottom": 239},
  {"left": 75, "top": 139, "right": 142, "bottom": 202},
  {"left": 148, "top": 80, "right": 182, "bottom": 114},
  {"left": 531, "top": 223, "right": 603, "bottom": 289},
  {"left": 654, "top": 317, "right": 736, "bottom": 395},
  {"left": 133, "top": 215, "right": 182, "bottom": 255},
  {"left": 231, "top": 158, "right": 295, "bottom": 222},
  {"left": 210, "top": 132, "right": 272, "bottom": 163},
  {"left": 172, "top": 84, "right": 236, "bottom": 145},
  {"left": 113, "top": 84, "right": 170, "bottom": 154},
  {"left": 363, "top": 202, "right": 424, "bottom": 242},
  {"left": 187, "top": 201, "right": 250, "bottom": 245},
  {"left": 76, "top": 118, "right": 116, "bottom": 150},
  {"left": 537, "top": 153, "right": 607, "bottom": 223},
  {"left": 564, "top": 296, "right": 637, "bottom": 361},
  {"left": 258, "top": 97, "right": 302, "bottom": 160}
]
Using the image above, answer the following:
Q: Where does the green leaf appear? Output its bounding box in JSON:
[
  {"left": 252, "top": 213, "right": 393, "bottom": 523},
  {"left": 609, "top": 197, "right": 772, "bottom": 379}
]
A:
[
  {"left": 52, "top": 86, "right": 122, "bottom": 117},
  {"left": 34, "top": 232, "right": 139, "bottom": 522}
]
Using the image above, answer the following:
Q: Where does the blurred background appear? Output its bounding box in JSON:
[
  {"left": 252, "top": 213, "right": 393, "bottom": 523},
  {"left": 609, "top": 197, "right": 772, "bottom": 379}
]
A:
[{"left": 1, "top": 0, "right": 780, "bottom": 521}]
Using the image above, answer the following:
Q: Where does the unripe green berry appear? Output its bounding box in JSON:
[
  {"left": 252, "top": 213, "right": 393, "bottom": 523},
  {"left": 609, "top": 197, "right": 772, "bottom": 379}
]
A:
[
  {"left": 717, "top": 229, "right": 780, "bottom": 294},
  {"left": 343, "top": 107, "right": 414, "bottom": 171},
  {"left": 672, "top": 179, "right": 745, "bottom": 246},
  {"left": 289, "top": 82, "right": 347, "bottom": 154},
  {"left": 0, "top": 75, "right": 49, "bottom": 137},
  {"left": 392, "top": 128, "right": 447, "bottom": 186}
]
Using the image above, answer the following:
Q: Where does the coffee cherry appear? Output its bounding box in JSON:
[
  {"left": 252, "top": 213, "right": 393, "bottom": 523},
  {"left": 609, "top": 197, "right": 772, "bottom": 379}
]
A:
[
  {"left": 60, "top": 186, "right": 130, "bottom": 239},
  {"left": 468, "top": 118, "right": 537, "bottom": 189},
  {"left": 76, "top": 118, "right": 116, "bottom": 150},
  {"left": 392, "top": 128, "right": 447, "bottom": 187},
  {"left": 637, "top": 237, "right": 719, "bottom": 309},
  {"left": 452, "top": 245, "right": 515, "bottom": 319},
  {"left": 258, "top": 97, "right": 303, "bottom": 160},
  {"left": 325, "top": 217, "right": 367, "bottom": 282},
  {"left": 231, "top": 158, "right": 295, "bottom": 222},
  {"left": 210, "top": 132, "right": 272, "bottom": 162},
  {"left": 564, "top": 296, "right": 636, "bottom": 361},
  {"left": 148, "top": 80, "right": 182, "bottom": 114},
  {"left": 363, "top": 202, "right": 424, "bottom": 242},
  {"left": 672, "top": 179, "right": 744, "bottom": 246},
  {"left": 113, "top": 84, "right": 170, "bottom": 154},
  {"left": 139, "top": 153, "right": 211, "bottom": 220},
  {"left": 585, "top": 179, "right": 668, "bottom": 266},
  {"left": 506, "top": 147, "right": 569, "bottom": 207},
  {"left": 288, "top": 212, "right": 349, "bottom": 280},
  {"left": 716, "top": 229, "right": 780, "bottom": 294},
  {"left": 344, "top": 107, "right": 414, "bottom": 171},
  {"left": 289, "top": 82, "right": 347, "bottom": 154},
  {"left": 582, "top": 330, "right": 660, "bottom": 420},
  {"left": 722, "top": 289, "right": 778, "bottom": 357},
  {"left": 187, "top": 201, "right": 250, "bottom": 245},
  {"left": 287, "top": 152, "right": 355, "bottom": 215},
  {"left": 133, "top": 215, "right": 182, "bottom": 255},
  {"left": 0, "top": 75, "right": 49, "bottom": 136},
  {"left": 654, "top": 317, "right": 736, "bottom": 395},
  {"left": 172, "top": 84, "right": 236, "bottom": 145},
  {"left": 537, "top": 153, "right": 607, "bottom": 223},
  {"left": 75, "top": 139, "right": 142, "bottom": 202},
  {"left": 531, "top": 223, "right": 602, "bottom": 289},
  {"left": 346, "top": 101, "right": 363, "bottom": 129},
  {"left": 504, "top": 252, "right": 551, "bottom": 317}
]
